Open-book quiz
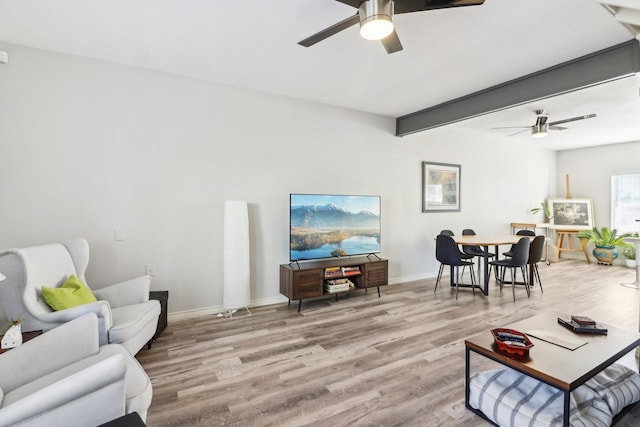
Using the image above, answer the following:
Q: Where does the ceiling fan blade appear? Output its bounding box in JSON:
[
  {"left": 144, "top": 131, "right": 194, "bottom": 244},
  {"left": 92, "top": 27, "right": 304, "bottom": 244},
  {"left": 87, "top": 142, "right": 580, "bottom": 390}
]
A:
[
  {"left": 298, "top": 14, "right": 360, "bottom": 47},
  {"left": 548, "top": 113, "right": 596, "bottom": 127},
  {"left": 382, "top": 29, "right": 403, "bottom": 54},
  {"left": 395, "top": 0, "right": 485, "bottom": 14},
  {"left": 507, "top": 128, "right": 531, "bottom": 137},
  {"left": 549, "top": 126, "right": 568, "bottom": 131}
]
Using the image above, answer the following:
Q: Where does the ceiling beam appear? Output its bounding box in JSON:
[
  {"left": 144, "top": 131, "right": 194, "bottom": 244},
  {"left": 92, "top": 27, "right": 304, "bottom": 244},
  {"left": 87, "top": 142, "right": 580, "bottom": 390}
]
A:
[{"left": 395, "top": 39, "right": 640, "bottom": 137}]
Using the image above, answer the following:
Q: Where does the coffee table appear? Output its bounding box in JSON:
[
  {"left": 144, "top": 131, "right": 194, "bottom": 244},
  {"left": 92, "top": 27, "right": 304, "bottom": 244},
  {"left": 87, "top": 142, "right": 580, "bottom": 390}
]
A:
[{"left": 465, "top": 312, "right": 640, "bottom": 427}]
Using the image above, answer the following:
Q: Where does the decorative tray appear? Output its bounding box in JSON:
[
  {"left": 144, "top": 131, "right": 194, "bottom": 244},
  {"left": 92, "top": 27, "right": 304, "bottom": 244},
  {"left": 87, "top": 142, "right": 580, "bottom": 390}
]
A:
[{"left": 491, "top": 328, "right": 534, "bottom": 356}]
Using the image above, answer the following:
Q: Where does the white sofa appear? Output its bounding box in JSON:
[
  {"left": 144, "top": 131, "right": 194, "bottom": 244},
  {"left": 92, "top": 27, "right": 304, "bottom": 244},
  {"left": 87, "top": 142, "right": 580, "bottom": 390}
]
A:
[
  {"left": 0, "top": 313, "right": 152, "bottom": 426},
  {"left": 0, "top": 238, "right": 160, "bottom": 355}
]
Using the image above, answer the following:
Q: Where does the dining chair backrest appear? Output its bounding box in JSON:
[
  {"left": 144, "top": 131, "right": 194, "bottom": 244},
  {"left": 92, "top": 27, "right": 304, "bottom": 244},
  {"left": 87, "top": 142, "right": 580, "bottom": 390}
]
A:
[
  {"left": 436, "top": 234, "right": 465, "bottom": 266},
  {"left": 462, "top": 229, "right": 476, "bottom": 236},
  {"left": 440, "top": 229, "right": 454, "bottom": 236},
  {"left": 516, "top": 229, "right": 536, "bottom": 237},
  {"left": 510, "top": 237, "right": 531, "bottom": 267},
  {"left": 528, "top": 235, "right": 545, "bottom": 264}
]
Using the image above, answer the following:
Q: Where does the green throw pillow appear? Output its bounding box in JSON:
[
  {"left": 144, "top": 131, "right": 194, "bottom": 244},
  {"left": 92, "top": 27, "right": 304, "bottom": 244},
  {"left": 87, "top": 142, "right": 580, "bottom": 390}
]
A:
[{"left": 42, "top": 275, "right": 97, "bottom": 311}]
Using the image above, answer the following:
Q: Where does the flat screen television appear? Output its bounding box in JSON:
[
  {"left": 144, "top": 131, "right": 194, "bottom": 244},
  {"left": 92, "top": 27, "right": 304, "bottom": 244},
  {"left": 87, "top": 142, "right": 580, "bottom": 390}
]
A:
[{"left": 289, "top": 193, "right": 381, "bottom": 262}]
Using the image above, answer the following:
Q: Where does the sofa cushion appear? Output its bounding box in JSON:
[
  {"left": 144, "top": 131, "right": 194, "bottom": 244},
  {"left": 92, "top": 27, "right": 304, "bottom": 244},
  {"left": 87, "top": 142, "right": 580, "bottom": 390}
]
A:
[
  {"left": 1, "top": 344, "right": 151, "bottom": 422},
  {"left": 0, "top": 355, "right": 126, "bottom": 427},
  {"left": 583, "top": 363, "right": 640, "bottom": 416},
  {"left": 469, "top": 366, "right": 614, "bottom": 426},
  {"left": 42, "top": 275, "right": 97, "bottom": 311},
  {"left": 109, "top": 301, "right": 160, "bottom": 344}
]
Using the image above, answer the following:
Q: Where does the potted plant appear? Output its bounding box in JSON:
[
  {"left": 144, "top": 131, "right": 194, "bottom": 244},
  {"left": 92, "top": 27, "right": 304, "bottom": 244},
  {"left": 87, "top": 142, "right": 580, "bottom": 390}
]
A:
[
  {"left": 623, "top": 246, "right": 636, "bottom": 268},
  {"left": 576, "top": 227, "right": 632, "bottom": 265},
  {"left": 530, "top": 202, "right": 554, "bottom": 222},
  {"left": 1, "top": 318, "right": 23, "bottom": 349}
]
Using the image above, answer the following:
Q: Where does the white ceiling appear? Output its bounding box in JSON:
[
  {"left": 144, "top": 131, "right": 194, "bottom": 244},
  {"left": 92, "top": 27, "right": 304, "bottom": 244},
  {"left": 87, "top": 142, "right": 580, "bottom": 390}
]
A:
[{"left": 0, "top": 0, "right": 639, "bottom": 150}]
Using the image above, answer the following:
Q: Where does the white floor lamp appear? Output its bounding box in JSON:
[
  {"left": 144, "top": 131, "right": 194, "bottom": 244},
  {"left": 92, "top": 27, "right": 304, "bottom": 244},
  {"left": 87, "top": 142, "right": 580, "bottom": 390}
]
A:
[{"left": 220, "top": 200, "right": 251, "bottom": 318}]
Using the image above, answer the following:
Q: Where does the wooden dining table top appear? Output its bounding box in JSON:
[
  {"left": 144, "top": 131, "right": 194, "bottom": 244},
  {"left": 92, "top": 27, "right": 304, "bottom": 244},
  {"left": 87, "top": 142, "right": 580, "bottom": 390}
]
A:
[{"left": 452, "top": 234, "right": 532, "bottom": 246}]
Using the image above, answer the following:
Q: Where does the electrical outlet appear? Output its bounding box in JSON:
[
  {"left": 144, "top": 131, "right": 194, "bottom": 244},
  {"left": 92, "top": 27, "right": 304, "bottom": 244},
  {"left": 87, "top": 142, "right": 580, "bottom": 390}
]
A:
[
  {"left": 145, "top": 264, "right": 156, "bottom": 277},
  {"left": 114, "top": 229, "right": 125, "bottom": 241}
]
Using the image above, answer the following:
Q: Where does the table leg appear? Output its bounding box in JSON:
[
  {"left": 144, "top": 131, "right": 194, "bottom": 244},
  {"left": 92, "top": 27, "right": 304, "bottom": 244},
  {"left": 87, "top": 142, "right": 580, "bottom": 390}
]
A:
[
  {"left": 450, "top": 265, "right": 455, "bottom": 288},
  {"left": 563, "top": 390, "right": 570, "bottom": 427},
  {"left": 465, "top": 346, "right": 471, "bottom": 409},
  {"left": 483, "top": 246, "right": 490, "bottom": 295}
]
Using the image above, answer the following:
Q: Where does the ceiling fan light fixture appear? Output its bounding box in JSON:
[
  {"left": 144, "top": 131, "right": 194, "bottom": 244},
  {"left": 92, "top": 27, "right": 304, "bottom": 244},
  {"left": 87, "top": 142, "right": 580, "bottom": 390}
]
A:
[
  {"left": 531, "top": 124, "right": 548, "bottom": 138},
  {"left": 359, "top": 0, "right": 394, "bottom": 41}
]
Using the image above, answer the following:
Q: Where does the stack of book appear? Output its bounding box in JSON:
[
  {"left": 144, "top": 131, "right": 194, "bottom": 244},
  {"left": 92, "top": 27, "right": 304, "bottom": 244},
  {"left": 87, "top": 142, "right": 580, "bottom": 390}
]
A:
[
  {"left": 341, "top": 266, "right": 361, "bottom": 276},
  {"left": 557, "top": 315, "right": 608, "bottom": 335},
  {"left": 324, "top": 267, "right": 343, "bottom": 278}
]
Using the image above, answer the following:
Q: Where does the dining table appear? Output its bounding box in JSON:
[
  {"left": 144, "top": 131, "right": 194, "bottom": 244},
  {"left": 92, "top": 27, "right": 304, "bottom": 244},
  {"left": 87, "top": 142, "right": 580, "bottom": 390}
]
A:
[{"left": 452, "top": 234, "right": 533, "bottom": 295}]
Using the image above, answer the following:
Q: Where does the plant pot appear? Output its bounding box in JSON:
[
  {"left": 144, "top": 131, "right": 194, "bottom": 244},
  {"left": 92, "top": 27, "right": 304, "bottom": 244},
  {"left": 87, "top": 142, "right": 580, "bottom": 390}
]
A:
[
  {"left": 1, "top": 323, "right": 22, "bottom": 349},
  {"left": 592, "top": 245, "right": 618, "bottom": 265},
  {"left": 626, "top": 259, "right": 637, "bottom": 268}
]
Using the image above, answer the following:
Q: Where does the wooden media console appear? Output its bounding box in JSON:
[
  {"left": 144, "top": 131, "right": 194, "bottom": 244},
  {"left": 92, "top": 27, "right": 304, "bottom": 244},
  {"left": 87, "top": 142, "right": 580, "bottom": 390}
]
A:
[{"left": 280, "top": 256, "right": 388, "bottom": 311}]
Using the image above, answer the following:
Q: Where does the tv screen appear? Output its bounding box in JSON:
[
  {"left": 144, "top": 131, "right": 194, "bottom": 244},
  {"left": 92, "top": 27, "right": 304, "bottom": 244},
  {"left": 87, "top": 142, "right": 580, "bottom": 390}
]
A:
[{"left": 290, "top": 194, "right": 381, "bottom": 261}]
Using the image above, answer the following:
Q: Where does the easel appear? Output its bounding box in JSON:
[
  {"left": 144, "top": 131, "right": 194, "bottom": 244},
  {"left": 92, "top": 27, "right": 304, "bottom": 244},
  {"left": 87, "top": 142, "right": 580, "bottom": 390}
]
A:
[{"left": 556, "top": 175, "right": 590, "bottom": 263}]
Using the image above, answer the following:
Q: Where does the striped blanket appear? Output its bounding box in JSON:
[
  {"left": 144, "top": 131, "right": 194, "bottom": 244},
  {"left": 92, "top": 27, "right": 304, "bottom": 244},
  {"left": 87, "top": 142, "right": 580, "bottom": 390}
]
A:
[{"left": 468, "top": 363, "right": 640, "bottom": 427}]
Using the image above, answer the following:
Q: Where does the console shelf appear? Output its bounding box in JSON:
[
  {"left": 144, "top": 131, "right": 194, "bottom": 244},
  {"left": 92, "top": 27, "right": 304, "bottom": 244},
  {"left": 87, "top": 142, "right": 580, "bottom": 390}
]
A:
[{"left": 280, "top": 256, "right": 388, "bottom": 312}]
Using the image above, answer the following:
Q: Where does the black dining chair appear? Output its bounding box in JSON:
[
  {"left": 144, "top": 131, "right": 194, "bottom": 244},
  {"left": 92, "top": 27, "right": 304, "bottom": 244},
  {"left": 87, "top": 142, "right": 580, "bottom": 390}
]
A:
[
  {"left": 502, "top": 229, "right": 536, "bottom": 258},
  {"left": 435, "top": 234, "right": 477, "bottom": 299},
  {"left": 436, "top": 230, "right": 475, "bottom": 284},
  {"left": 489, "top": 237, "right": 531, "bottom": 302},
  {"left": 526, "top": 235, "right": 546, "bottom": 293}
]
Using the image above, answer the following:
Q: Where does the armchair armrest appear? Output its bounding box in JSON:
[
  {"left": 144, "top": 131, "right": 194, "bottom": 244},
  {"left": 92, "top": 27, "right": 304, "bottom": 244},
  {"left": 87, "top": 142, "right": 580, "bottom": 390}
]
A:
[
  {"left": 0, "top": 313, "right": 101, "bottom": 392},
  {"left": 0, "top": 354, "right": 127, "bottom": 427},
  {"left": 93, "top": 275, "right": 151, "bottom": 308},
  {"left": 32, "top": 300, "right": 113, "bottom": 346}
]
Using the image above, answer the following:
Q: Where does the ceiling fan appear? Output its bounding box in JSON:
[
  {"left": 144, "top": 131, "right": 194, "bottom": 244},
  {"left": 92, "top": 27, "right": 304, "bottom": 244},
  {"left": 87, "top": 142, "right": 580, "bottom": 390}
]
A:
[
  {"left": 493, "top": 110, "right": 597, "bottom": 138},
  {"left": 298, "top": 0, "right": 485, "bottom": 54}
]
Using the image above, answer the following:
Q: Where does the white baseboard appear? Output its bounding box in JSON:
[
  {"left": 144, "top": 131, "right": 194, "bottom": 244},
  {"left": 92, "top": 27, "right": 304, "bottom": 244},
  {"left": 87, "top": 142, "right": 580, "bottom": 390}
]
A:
[
  {"left": 167, "top": 275, "right": 439, "bottom": 322},
  {"left": 389, "top": 272, "right": 436, "bottom": 285},
  {"left": 167, "top": 295, "right": 289, "bottom": 322}
]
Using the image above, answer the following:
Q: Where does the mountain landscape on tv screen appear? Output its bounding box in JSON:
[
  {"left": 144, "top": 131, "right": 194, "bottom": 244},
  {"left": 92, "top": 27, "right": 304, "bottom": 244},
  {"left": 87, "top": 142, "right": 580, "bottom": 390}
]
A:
[
  {"left": 291, "top": 204, "right": 379, "bottom": 228},
  {"left": 290, "top": 203, "right": 380, "bottom": 260}
]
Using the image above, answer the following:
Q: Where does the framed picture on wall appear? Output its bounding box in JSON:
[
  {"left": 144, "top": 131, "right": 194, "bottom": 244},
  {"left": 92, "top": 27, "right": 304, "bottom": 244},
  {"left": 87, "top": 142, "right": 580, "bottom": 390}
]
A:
[
  {"left": 422, "top": 161, "right": 461, "bottom": 212},
  {"left": 547, "top": 198, "right": 594, "bottom": 229}
]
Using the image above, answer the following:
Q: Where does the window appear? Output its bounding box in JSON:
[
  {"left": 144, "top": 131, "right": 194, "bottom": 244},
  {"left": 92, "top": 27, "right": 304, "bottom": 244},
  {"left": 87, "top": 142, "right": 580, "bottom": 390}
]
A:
[{"left": 611, "top": 173, "right": 640, "bottom": 233}]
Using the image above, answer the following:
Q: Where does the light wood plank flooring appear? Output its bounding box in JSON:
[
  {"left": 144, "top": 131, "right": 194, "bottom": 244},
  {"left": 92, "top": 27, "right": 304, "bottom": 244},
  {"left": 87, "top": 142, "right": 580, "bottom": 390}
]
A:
[{"left": 137, "top": 260, "right": 640, "bottom": 426}]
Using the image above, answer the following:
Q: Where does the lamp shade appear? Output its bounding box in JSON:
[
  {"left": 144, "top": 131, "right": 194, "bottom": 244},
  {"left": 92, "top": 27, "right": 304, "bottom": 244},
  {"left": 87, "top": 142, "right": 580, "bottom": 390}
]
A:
[
  {"left": 223, "top": 200, "right": 251, "bottom": 310},
  {"left": 531, "top": 124, "right": 548, "bottom": 138},
  {"left": 359, "top": 0, "right": 394, "bottom": 40}
]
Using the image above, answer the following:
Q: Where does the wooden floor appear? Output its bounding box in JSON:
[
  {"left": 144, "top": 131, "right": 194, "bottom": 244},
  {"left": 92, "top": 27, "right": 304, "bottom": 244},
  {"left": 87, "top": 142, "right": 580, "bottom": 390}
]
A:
[{"left": 137, "top": 259, "right": 640, "bottom": 426}]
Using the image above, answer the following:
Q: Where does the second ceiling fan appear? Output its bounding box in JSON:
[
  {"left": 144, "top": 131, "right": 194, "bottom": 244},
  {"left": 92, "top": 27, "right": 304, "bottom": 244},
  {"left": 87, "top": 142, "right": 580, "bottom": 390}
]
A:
[
  {"left": 493, "top": 110, "right": 597, "bottom": 138},
  {"left": 298, "top": 0, "right": 485, "bottom": 54}
]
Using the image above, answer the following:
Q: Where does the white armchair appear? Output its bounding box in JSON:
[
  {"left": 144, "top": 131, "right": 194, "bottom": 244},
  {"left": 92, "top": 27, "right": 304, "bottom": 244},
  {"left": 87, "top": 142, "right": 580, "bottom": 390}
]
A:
[
  {"left": 0, "top": 313, "right": 152, "bottom": 426},
  {"left": 0, "top": 238, "right": 161, "bottom": 355}
]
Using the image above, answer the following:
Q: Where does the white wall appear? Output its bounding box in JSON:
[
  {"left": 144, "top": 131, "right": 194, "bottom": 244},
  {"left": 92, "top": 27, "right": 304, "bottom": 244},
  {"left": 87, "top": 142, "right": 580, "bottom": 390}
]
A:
[
  {"left": 557, "top": 141, "right": 640, "bottom": 228},
  {"left": 0, "top": 43, "right": 556, "bottom": 322}
]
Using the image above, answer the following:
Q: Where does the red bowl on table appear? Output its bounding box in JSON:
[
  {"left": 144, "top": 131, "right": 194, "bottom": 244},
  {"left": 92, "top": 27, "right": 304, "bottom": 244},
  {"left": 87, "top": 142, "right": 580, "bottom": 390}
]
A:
[{"left": 491, "top": 328, "right": 534, "bottom": 356}]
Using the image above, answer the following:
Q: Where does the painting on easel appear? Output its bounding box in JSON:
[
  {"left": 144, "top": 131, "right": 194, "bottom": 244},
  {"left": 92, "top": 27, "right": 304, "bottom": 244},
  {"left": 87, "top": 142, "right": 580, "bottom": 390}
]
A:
[{"left": 547, "top": 198, "right": 594, "bottom": 230}]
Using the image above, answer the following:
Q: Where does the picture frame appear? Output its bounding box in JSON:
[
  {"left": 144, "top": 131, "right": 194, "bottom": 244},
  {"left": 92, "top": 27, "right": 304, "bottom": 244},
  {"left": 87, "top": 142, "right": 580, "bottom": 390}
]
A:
[
  {"left": 422, "top": 161, "right": 461, "bottom": 212},
  {"left": 547, "top": 198, "right": 594, "bottom": 230}
]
